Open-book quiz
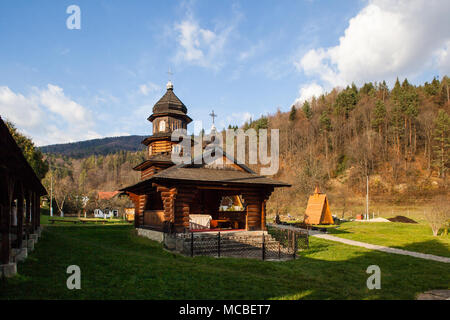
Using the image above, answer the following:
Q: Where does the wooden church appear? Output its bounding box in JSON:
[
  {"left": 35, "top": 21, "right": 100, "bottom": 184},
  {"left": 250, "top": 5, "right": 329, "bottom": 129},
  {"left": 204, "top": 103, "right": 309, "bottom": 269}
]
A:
[{"left": 121, "top": 81, "right": 290, "bottom": 233}]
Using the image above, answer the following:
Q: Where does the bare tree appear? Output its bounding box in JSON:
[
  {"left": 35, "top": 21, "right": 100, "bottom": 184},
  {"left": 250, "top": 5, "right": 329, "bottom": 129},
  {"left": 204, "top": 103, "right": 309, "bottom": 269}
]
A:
[
  {"left": 426, "top": 196, "right": 450, "bottom": 236},
  {"left": 54, "top": 176, "right": 74, "bottom": 216}
]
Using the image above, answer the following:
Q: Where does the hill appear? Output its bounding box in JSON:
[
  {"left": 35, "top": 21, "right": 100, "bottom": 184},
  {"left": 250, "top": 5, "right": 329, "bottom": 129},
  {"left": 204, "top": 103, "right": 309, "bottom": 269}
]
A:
[{"left": 39, "top": 135, "right": 146, "bottom": 158}]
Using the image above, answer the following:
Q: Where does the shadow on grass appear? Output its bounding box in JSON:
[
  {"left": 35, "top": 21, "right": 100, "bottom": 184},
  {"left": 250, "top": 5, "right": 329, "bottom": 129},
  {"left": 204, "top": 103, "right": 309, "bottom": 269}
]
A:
[
  {"left": 326, "top": 227, "right": 351, "bottom": 235},
  {"left": 1, "top": 225, "right": 448, "bottom": 300}
]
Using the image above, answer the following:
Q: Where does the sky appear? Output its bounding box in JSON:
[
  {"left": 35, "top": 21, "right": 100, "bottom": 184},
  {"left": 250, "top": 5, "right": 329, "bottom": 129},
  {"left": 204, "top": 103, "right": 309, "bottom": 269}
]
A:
[{"left": 0, "top": 0, "right": 449, "bottom": 146}]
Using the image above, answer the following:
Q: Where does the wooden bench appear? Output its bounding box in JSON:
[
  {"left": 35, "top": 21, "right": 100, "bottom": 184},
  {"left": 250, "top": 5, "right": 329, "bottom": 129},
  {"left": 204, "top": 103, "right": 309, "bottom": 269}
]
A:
[
  {"left": 79, "top": 219, "right": 116, "bottom": 224},
  {"left": 48, "top": 219, "right": 85, "bottom": 224}
]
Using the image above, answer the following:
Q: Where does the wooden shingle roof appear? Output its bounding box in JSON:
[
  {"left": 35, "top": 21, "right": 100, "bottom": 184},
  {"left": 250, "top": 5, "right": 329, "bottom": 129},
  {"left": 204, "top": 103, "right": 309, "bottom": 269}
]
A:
[
  {"left": 121, "top": 148, "right": 290, "bottom": 193},
  {"left": 151, "top": 167, "right": 290, "bottom": 186},
  {"left": 147, "top": 86, "right": 192, "bottom": 123}
]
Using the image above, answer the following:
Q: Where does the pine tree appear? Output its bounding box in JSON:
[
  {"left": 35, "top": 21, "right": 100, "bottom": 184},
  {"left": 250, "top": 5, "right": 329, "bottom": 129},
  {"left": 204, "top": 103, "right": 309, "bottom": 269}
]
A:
[
  {"left": 372, "top": 100, "right": 386, "bottom": 134},
  {"left": 302, "top": 101, "right": 312, "bottom": 120},
  {"left": 289, "top": 105, "right": 297, "bottom": 121}
]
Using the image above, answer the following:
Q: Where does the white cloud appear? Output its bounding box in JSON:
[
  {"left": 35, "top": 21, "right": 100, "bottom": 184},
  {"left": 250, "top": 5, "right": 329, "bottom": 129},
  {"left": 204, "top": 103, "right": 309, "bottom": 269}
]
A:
[
  {"left": 436, "top": 40, "right": 450, "bottom": 74},
  {"left": 294, "top": 83, "right": 325, "bottom": 105},
  {"left": 295, "top": 0, "right": 450, "bottom": 89},
  {"left": 173, "top": 4, "right": 242, "bottom": 70},
  {"left": 174, "top": 18, "right": 231, "bottom": 70},
  {"left": 0, "top": 86, "right": 43, "bottom": 129},
  {"left": 139, "top": 82, "right": 161, "bottom": 96},
  {"left": 239, "top": 40, "right": 264, "bottom": 61},
  {"left": 40, "top": 84, "right": 92, "bottom": 124},
  {"left": 0, "top": 85, "right": 101, "bottom": 146}
]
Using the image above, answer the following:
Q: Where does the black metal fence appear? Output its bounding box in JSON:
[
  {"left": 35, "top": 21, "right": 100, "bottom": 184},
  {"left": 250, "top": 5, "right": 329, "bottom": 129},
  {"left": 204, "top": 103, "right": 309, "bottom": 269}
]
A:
[{"left": 164, "top": 226, "right": 309, "bottom": 260}]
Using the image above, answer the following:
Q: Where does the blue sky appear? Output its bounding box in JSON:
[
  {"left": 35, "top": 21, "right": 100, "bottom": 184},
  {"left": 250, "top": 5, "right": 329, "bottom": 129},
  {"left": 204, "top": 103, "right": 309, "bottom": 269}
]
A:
[{"left": 0, "top": 0, "right": 449, "bottom": 146}]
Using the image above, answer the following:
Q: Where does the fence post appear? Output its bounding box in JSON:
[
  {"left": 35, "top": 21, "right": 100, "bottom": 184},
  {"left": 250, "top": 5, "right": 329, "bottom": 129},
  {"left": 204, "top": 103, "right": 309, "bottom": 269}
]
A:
[
  {"left": 262, "top": 233, "right": 265, "bottom": 261},
  {"left": 292, "top": 232, "right": 297, "bottom": 260},
  {"left": 191, "top": 232, "right": 194, "bottom": 257},
  {"left": 278, "top": 242, "right": 281, "bottom": 260},
  {"left": 217, "top": 232, "right": 221, "bottom": 258},
  {"left": 306, "top": 232, "right": 309, "bottom": 249}
]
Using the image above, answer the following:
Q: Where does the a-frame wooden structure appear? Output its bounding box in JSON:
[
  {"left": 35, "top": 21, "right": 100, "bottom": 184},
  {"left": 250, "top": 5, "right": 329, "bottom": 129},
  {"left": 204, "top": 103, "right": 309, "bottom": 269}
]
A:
[{"left": 304, "top": 187, "right": 334, "bottom": 225}]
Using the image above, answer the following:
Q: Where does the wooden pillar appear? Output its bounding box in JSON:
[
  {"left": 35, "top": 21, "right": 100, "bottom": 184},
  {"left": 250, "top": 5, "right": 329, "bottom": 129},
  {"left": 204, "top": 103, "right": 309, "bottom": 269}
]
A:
[
  {"left": 261, "top": 199, "right": 267, "bottom": 231},
  {"left": 36, "top": 193, "right": 40, "bottom": 228},
  {"left": 30, "top": 192, "right": 36, "bottom": 232},
  {"left": 160, "top": 186, "right": 177, "bottom": 230},
  {"left": 25, "top": 191, "right": 31, "bottom": 237},
  {"left": 242, "top": 191, "right": 262, "bottom": 231},
  {"left": 16, "top": 183, "right": 24, "bottom": 249},
  {"left": 173, "top": 187, "right": 198, "bottom": 232},
  {"left": 1, "top": 173, "right": 14, "bottom": 264},
  {"left": 35, "top": 193, "right": 40, "bottom": 229},
  {"left": 138, "top": 195, "right": 147, "bottom": 227}
]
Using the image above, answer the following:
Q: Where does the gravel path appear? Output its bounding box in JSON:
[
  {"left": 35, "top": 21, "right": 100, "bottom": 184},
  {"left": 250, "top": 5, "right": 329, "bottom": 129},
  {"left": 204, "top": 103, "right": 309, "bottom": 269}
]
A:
[{"left": 313, "top": 234, "right": 450, "bottom": 264}]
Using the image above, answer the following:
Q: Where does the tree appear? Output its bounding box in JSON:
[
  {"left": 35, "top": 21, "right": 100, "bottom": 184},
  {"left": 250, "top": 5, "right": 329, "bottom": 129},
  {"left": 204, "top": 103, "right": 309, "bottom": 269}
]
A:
[
  {"left": 5, "top": 121, "right": 49, "bottom": 179},
  {"left": 289, "top": 105, "right": 297, "bottom": 121},
  {"left": 53, "top": 176, "right": 74, "bottom": 216},
  {"left": 372, "top": 100, "right": 386, "bottom": 134},
  {"left": 334, "top": 86, "right": 358, "bottom": 118},
  {"left": 418, "top": 109, "right": 436, "bottom": 172},
  {"left": 433, "top": 109, "right": 450, "bottom": 179},
  {"left": 426, "top": 196, "right": 450, "bottom": 236},
  {"left": 302, "top": 101, "right": 312, "bottom": 120}
]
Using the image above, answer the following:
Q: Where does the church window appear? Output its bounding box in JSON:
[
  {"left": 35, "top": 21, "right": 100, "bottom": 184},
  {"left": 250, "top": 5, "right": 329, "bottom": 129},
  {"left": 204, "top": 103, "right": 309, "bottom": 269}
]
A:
[{"left": 159, "top": 120, "right": 166, "bottom": 132}]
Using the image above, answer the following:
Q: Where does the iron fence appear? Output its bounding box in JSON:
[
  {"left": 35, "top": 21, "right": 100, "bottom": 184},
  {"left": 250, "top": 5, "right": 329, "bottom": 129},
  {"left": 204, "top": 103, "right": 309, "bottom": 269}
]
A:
[{"left": 163, "top": 226, "right": 309, "bottom": 260}]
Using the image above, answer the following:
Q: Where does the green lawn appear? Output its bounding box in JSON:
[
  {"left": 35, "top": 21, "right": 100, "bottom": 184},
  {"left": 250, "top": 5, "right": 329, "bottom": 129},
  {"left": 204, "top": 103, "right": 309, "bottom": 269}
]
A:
[
  {"left": 1, "top": 222, "right": 448, "bottom": 299},
  {"left": 40, "top": 214, "right": 129, "bottom": 225},
  {"left": 328, "top": 221, "right": 450, "bottom": 258}
]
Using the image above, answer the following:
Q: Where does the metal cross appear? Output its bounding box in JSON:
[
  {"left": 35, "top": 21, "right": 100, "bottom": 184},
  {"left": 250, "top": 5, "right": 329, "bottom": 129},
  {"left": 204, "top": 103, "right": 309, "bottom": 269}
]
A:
[
  {"left": 167, "top": 67, "right": 173, "bottom": 81},
  {"left": 209, "top": 110, "right": 217, "bottom": 124}
]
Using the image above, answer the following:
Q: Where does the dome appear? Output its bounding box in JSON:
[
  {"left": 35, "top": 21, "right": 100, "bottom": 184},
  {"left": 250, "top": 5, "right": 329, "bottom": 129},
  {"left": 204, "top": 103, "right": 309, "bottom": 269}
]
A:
[{"left": 147, "top": 82, "right": 192, "bottom": 123}]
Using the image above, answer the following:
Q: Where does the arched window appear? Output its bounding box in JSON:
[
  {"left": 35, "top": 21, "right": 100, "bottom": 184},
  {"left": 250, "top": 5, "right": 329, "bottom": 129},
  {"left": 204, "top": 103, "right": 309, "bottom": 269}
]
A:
[{"left": 159, "top": 120, "right": 166, "bottom": 132}]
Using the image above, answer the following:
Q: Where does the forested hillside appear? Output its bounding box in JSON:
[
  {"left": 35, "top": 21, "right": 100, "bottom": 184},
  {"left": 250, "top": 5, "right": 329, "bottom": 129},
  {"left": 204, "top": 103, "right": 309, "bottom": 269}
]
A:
[
  {"left": 261, "top": 77, "right": 450, "bottom": 215},
  {"left": 40, "top": 135, "right": 146, "bottom": 158},
  {"left": 37, "top": 77, "right": 450, "bottom": 216}
]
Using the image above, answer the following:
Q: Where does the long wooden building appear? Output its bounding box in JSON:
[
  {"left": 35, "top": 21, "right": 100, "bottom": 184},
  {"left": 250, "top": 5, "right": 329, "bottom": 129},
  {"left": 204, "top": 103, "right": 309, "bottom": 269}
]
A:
[
  {"left": 121, "top": 81, "right": 290, "bottom": 233},
  {"left": 0, "top": 116, "right": 46, "bottom": 277}
]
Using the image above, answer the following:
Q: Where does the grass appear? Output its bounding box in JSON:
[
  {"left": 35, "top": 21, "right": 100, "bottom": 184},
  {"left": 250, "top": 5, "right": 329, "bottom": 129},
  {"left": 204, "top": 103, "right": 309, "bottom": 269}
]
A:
[
  {"left": 40, "top": 214, "right": 129, "bottom": 225},
  {"left": 328, "top": 221, "right": 450, "bottom": 258},
  {"left": 1, "top": 221, "right": 449, "bottom": 299}
]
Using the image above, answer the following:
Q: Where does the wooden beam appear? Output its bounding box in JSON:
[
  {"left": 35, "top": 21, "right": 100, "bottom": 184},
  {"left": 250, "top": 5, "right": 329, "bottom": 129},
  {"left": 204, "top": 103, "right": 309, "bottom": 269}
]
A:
[{"left": 16, "top": 182, "right": 24, "bottom": 249}]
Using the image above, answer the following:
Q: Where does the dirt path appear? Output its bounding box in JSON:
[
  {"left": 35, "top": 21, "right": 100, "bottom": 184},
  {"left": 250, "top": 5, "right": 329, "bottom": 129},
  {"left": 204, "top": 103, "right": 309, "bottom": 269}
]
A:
[{"left": 312, "top": 233, "right": 450, "bottom": 264}]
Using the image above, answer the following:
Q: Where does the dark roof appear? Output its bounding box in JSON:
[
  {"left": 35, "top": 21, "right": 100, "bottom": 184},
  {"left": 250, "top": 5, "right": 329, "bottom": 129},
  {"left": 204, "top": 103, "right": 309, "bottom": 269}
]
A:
[
  {"left": 148, "top": 87, "right": 192, "bottom": 123},
  {"left": 0, "top": 116, "right": 47, "bottom": 196},
  {"left": 141, "top": 132, "right": 172, "bottom": 146},
  {"left": 141, "top": 132, "right": 197, "bottom": 146},
  {"left": 120, "top": 166, "right": 290, "bottom": 193},
  {"left": 133, "top": 153, "right": 173, "bottom": 171},
  {"left": 152, "top": 167, "right": 290, "bottom": 186},
  {"left": 121, "top": 147, "right": 290, "bottom": 193}
]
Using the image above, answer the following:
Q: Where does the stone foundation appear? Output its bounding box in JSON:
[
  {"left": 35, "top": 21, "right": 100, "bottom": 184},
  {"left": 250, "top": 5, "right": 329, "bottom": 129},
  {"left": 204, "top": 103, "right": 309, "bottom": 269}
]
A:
[
  {"left": 11, "top": 248, "right": 28, "bottom": 262},
  {"left": 27, "top": 239, "right": 35, "bottom": 252},
  {"left": 136, "top": 228, "right": 164, "bottom": 242},
  {"left": 1, "top": 263, "right": 17, "bottom": 278}
]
